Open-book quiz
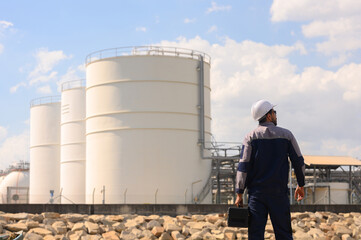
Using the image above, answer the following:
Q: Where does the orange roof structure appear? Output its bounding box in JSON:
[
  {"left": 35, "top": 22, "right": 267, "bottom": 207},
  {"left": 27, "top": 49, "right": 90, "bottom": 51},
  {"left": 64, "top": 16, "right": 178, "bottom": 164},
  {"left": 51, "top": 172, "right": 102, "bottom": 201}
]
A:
[{"left": 304, "top": 155, "right": 361, "bottom": 167}]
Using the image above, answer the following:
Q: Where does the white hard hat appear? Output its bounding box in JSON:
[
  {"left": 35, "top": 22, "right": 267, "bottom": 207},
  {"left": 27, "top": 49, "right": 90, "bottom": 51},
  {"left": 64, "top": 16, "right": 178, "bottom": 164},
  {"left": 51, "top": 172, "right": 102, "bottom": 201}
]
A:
[{"left": 251, "top": 100, "right": 276, "bottom": 121}]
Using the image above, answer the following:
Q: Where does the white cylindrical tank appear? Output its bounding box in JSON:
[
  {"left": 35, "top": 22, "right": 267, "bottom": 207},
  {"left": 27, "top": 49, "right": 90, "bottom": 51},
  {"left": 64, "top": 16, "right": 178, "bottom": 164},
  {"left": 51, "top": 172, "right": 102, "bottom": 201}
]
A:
[
  {"left": 0, "top": 170, "right": 29, "bottom": 203},
  {"left": 60, "top": 80, "right": 86, "bottom": 203},
  {"left": 85, "top": 46, "right": 212, "bottom": 204},
  {"left": 0, "top": 175, "right": 5, "bottom": 186},
  {"left": 305, "top": 182, "right": 349, "bottom": 204},
  {"left": 29, "top": 96, "right": 61, "bottom": 203}
]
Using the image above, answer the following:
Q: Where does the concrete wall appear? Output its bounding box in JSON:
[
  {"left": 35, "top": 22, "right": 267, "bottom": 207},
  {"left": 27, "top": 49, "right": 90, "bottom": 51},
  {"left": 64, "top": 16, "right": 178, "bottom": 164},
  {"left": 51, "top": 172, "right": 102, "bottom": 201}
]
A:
[{"left": 0, "top": 204, "right": 359, "bottom": 216}]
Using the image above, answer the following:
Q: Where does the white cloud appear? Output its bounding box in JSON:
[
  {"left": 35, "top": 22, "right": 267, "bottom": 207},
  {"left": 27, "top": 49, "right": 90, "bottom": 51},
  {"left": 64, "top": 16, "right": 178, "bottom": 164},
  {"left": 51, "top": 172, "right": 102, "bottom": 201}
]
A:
[
  {"left": 57, "top": 64, "right": 85, "bottom": 92},
  {"left": 29, "top": 49, "right": 70, "bottom": 81},
  {"left": 184, "top": 18, "right": 196, "bottom": 24},
  {"left": 0, "top": 21, "right": 13, "bottom": 29},
  {"left": 0, "top": 130, "right": 29, "bottom": 171},
  {"left": 328, "top": 53, "right": 351, "bottom": 67},
  {"left": 0, "top": 20, "right": 13, "bottom": 54},
  {"left": 37, "top": 85, "right": 52, "bottom": 94},
  {"left": 270, "top": 0, "right": 361, "bottom": 22},
  {"left": 271, "top": 0, "right": 361, "bottom": 55},
  {"left": 320, "top": 139, "right": 361, "bottom": 157},
  {"left": 207, "top": 25, "right": 218, "bottom": 33},
  {"left": 10, "top": 82, "right": 26, "bottom": 93},
  {"left": 157, "top": 36, "right": 361, "bottom": 158},
  {"left": 23, "top": 48, "right": 71, "bottom": 92},
  {"left": 0, "top": 126, "right": 7, "bottom": 141},
  {"left": 29, "top": 71, "right": 58, "bottom": 86},
  {"left": 206, "top": 2, "right": 232, "bottom": 14},
  {"left": 136, "top": 27, "right": 147, "bottom": 32}
]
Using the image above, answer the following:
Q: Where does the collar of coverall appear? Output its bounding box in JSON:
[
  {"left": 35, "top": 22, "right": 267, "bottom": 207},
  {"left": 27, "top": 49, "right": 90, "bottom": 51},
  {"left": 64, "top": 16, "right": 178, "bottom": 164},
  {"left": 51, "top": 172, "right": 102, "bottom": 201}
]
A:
[{"left": 259, "top": 122, "right": 275, "bottom": 127}]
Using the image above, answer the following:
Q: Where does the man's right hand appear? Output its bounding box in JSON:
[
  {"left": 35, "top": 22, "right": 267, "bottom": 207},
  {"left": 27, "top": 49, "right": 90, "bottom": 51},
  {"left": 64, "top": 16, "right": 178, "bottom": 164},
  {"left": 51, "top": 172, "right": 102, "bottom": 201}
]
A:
[
  {"left": 294, "top": 186, "right": 304, "bottom": 201},
  {"left": 235, "top": 193, "right": 243, "bottom": 207}
]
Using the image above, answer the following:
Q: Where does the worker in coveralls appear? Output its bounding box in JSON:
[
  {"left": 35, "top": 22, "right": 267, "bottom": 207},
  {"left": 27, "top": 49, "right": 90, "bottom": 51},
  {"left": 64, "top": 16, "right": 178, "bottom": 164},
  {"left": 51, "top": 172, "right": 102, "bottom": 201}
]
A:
[{"left": 235, "top": 100, "right": 305, "bottom": 239}]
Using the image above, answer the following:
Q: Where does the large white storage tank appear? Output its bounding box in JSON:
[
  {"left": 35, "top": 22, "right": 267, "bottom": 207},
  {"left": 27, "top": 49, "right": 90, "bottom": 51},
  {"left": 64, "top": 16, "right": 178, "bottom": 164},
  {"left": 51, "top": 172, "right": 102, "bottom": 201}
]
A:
[
  {"left": 0, "top": 170, "right": 29, "bottom": 203},
  {"left": 86, "top": 46, "right": 212, "bottom": 204},
  {"left": 29, "top": 96, "right": 61, "bottom": 203},
  {"left": 60, "top": 80, "right": 86, "bottom": 203}
]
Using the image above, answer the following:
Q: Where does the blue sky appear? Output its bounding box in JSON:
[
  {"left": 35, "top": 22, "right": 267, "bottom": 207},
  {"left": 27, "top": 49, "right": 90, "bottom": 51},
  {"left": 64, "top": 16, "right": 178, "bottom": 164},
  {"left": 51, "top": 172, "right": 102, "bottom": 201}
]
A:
[{"left": 1, "top": 0, "right": 361, "bottom": 169}]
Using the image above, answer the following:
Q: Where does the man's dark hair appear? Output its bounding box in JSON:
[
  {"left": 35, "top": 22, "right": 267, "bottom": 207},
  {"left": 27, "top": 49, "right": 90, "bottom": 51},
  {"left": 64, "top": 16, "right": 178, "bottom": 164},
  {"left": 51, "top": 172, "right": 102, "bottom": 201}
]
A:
[{"left": 258, "top": 109, "right": 273, "bottom": 124}]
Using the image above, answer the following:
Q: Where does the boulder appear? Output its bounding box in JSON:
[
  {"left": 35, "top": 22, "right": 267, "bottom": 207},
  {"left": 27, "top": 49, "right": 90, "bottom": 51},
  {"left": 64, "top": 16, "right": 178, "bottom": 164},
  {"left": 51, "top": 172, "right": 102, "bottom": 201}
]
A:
[
  {"left": 44, "top": 219, "right": 57, "bottom": 226},
  {"left": 189, "top": 230, "right": 205, "bottom": 240},
  {"left": 42, "top": 213, "right": 60, "bottom": 219},
  {"left": 151, "top": 226, "right": 164, "bottom": 237},
  {"left": 203, "top": 232, "right": 217, "bottom": 240},
  {"left": 159, "top": 232, "right": 172, "bottom": 240},
  {"left": 164, "top": 222, "right": 182, "bottom": 232},
  {"left": 28, "top": 227, "right": 54, "bottom": 237},
  {"left": 145, "top": 215, "right": 160, "bottom": 222},
  {"left": 292, "top": 212, "right": 310, "bottom": 220},
  {"left": 45, "top": 225, "right": 57, "bottom": 235},
  {"left": 24, "top": 232, "right": 43, "bottom": 240},
  {"left": 131, "top": 228, "right": 144, "bottom": 238},
  {"left": 319, "top": 223, "right": 333, "bottom": 232},
  {"left": 119, "top": 230, "right": 136, "bottom": 240},
  {"left": 206, "top": 215, "right": 221, "bottom": 224},
  {"left": 72, "top": 222, "right": 86, "bottom": 232},
  {"left": 308, "top": 228, "right": 325, "bottom": 238},
  {"left": 192, "top": 215, "right": 206, "bottom": 222},
  {"left": 62, "top": 214, "right": 86, "bottom": 223},
  {"left": 293, "top": 230, "right": 312, "bottom": 240},
  {"left": 141, "top": 229, "right": 156, "bottom": 240},
  {"left": 171, "top": 231, "right": 185, "bottom": 240},
  {"left": 105, "top": 215, "right": 124, "bottom": 223},
  {"left": 335, "top": 225, "right": 352, "bottom": 237},
  {"left": 102, "top": 231, "right": 120, "bottom": 240},
  {"left": 182, "top": 225, "right": 190, "bottom": 236},
  {"left": 67, "top": 230, "right": 87, "bottom": 240},
  {"left": 4, "top": 213, "right": 29, "bottom": 221},
  {"left": 52, "top": 221, "right": 67, "bottom": 234},
  {"left": 84, "top": 221, "right": 100, "bottom": 234},
  {"left": 341, "top": 234, "right": 353, "bottom": 240},
  {"left": 44, "top": 235, "right": 56, "bottom": 240},
  {"left": 224, "top": 231, "right": 236, "bottom": 240},
  {"left": 134, "top": 216, "right": 146, "bottom": 224},
  {"left": 146, "top": 220, "right": 161, "bottom": 230},
  {"left": 213, "top": 233, "right": 224, "bottom": 240},
  {"left": 81, "top": 235, "right": 102, "bottom": 240},
  {"left": 31, "top": 214, "right": 44, "bottom": 223},
  {"left": 124, "top": 219, "right": 139, "bottom": 228},
  {"left": 112, "top": 222, "right": 126, "bottom": 233},
  {"left": 26, "top": 220, "right": 40, "bottom": 229},
  {"left": 88, "top": 215, "right": 104, "bottom": 224},
  {"left": 4, "top": 222, "right": 28, "bottom": 232}
]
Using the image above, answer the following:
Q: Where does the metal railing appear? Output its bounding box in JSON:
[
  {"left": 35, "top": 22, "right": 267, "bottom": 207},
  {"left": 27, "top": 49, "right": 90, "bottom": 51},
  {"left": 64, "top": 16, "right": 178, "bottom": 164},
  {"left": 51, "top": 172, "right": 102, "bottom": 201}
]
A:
[
  {"left": 30, "top": 96, "right": 61, "bottom": 107},
  {"left": 85, "top": 46, "right": 211, "bottom": 65},
  {"left": 61, "top": 79, "right": 86, "bottom": 92}
]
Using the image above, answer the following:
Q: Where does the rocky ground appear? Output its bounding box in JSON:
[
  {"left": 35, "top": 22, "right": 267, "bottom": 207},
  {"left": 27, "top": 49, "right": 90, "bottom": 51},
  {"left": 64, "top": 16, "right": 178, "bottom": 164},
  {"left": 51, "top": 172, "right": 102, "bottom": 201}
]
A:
[{"left": 0, "top": 211, "right": 360, "bottom": 240}]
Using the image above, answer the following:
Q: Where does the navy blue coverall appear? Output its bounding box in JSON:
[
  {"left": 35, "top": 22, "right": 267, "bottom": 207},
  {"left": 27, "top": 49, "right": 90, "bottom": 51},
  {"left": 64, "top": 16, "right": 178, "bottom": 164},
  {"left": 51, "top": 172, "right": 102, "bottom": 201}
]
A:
[{"left": 236, "top": 122, "right": 305, "bottom": 239}]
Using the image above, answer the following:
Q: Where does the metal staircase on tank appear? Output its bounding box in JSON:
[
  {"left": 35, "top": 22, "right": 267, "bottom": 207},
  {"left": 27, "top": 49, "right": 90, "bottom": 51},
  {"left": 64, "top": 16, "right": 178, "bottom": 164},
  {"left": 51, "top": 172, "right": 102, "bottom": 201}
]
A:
[{"left": 195, "top": 138, "right": 242, "bottom": 204}]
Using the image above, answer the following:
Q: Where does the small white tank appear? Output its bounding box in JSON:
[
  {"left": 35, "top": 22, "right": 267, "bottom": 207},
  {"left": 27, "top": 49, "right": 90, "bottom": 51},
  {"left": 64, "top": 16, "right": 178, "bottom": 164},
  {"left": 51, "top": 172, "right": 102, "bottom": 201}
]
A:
[
  {"left": 0, "top": 176, "right": 5, "bottom": 186},
  {"left": 85, "top": 46, "right": 212, "bottom": 204},
  {"left": 305, "top": 182, "right": 349, "bottom": 204},
  {"left": 0, "top": 170, "right": 29, "bottom": 203},
  {"left": 60, "top": 80, "right": 86, "bottom": 203},
  {"left": 29, "top": 96, "right": 61, "bottom": 203}
]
